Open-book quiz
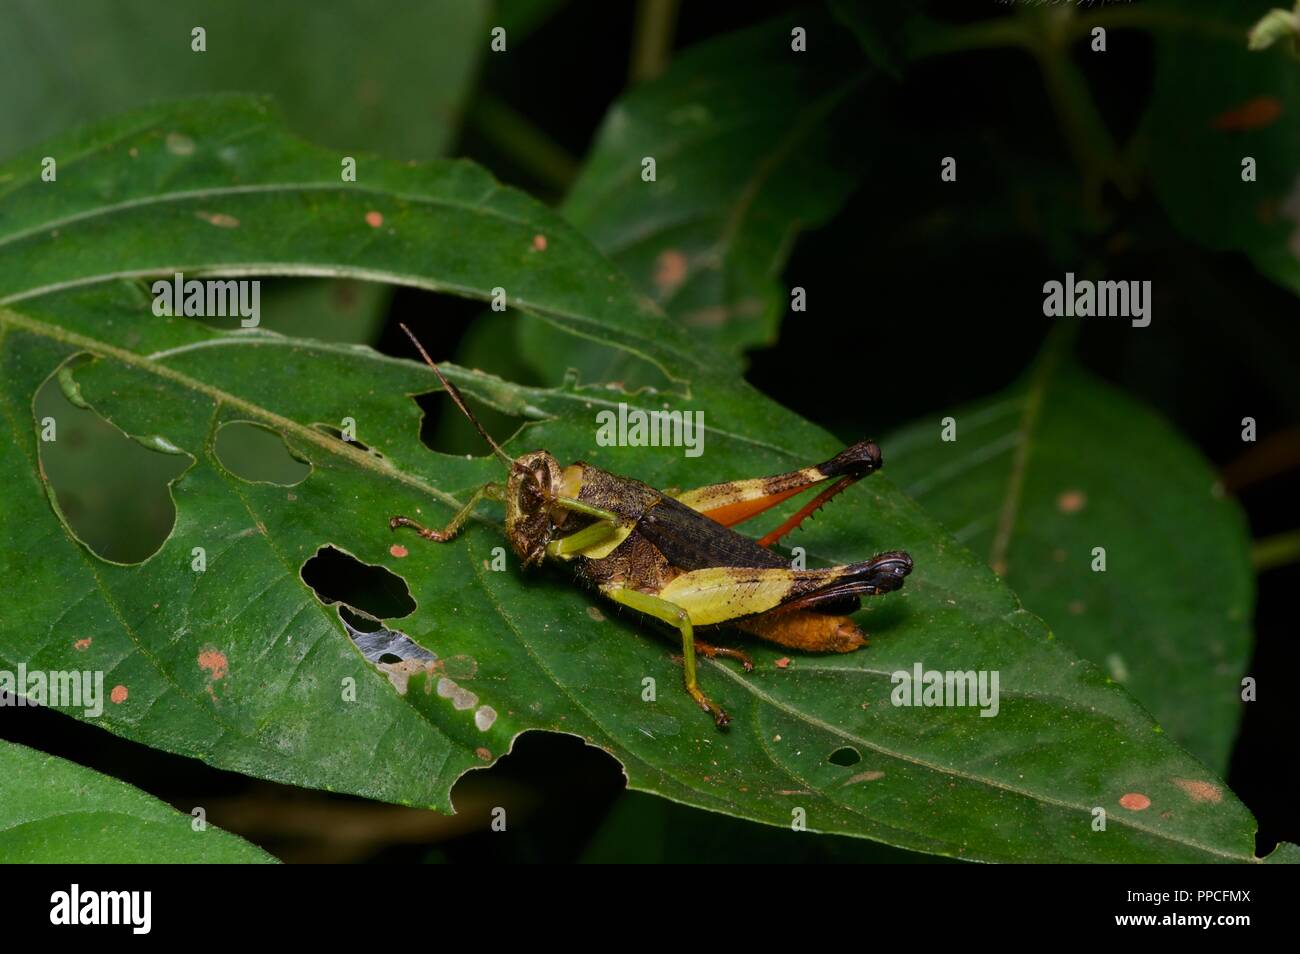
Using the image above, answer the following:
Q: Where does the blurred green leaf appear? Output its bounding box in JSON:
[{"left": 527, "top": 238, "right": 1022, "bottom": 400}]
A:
[
  {"left": 0, "top": 741, "right": 275, "bottom": 862},
  {"left": 1145, "top": 0, "right": 1300, "bottom": 296},
  {"left": 0, "top": 96, "right": 1290, "bottom": 862},
  {"left": 0, "top": 0, "right": 489, "bottom": 159},
  {"left": 492, "top": 0, "right": 570, "bottom": 44},
  {"left": 883, "top": 336, "right": 1254, "bottom": 774},
  {"left": 520, "top": 10, "right": 872, "bottom": 384},
  {"left": 255, "top": 279, "right": 393, "bottom": 343}
]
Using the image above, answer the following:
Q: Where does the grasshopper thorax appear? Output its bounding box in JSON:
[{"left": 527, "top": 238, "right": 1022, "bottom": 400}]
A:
[{"left": 506, "top": 450, "right": 563, "bottom": 566}]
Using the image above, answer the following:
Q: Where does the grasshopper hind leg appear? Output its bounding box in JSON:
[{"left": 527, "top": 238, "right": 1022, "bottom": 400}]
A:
[
  {"left": 693, "top": 639, "right": 754, "bottom": 671},
  {"left": 601, "top": 585, "right": 732, "bottom": 728}
]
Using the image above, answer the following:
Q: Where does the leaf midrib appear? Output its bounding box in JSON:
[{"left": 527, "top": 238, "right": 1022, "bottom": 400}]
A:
[{"left": 0, "top": 307, "right": 460, "bottom": 510}]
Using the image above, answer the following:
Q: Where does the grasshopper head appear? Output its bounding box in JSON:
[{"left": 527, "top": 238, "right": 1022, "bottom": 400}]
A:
[
  {"left": 392, "top": 325, "right": 566, "bottom": 567},
  {"left": 505, "top": 450, "right": 562, "bottom": 567}
]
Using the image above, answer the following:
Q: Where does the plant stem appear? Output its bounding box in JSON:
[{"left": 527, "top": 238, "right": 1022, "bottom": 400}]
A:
[
  {"left": 1030, "top": 7, "right": 1134, "bottom": 219},
  {"left": 1253, "top": 530, "right": 1300, "bottom": 572},
  {"left": 630, "top": 0, "right": 679, "bottom": 84},
  {"left": 904, "top": 8, "right": 1135, "bottom": 222},
  {"left": 464, "top": 93, "right": 579, "bottom": 192},
  {"left": 904, "top": 16, "right": 1032, "bottom": 59},
  {"left": 1069, "top": 7, "right": 1243, "bottom": 42}
]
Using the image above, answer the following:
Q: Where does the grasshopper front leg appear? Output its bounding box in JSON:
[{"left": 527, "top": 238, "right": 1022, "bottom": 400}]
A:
[
  {"left": 600, "top": 584, "right": 731, "bottom": 728},
  {"left": 390, "top": 483, "right": 502, "bottom": 542}
]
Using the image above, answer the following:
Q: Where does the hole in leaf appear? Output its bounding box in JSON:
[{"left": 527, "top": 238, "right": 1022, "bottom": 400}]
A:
[
  {"left": 339, "top": 604, "right": 382, "bottom": 634},
  {"left": 213, "top": 421, "right": 310, "bottom": 485},
  {"left": 414, "top": 391, "right": 528, "bottom": 458},
  {"left": 301, "top": 546, "right": 416, "bottom": 620},
  {"left": 36, "top": 362, "right": 190, "bottom": 564},
  {"left": 259, "top": 278, "right": 392, "bottom": 341},
  {"left": 336, "top": 606, "right": 433, "bottom": 665},
  {"left": 828, "top": 746, "right": 861, "bottom": 767},
  {"left": 312, "top": 423, "right": 380, "bottom": 457}
]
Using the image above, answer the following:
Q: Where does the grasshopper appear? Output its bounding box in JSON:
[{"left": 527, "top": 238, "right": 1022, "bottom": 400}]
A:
[{"left": 390, "top": 325, "right": 913, "bottom": 728}]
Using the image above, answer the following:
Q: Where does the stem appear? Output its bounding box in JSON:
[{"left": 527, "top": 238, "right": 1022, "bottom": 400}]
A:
[
  {"left": 1253, "top": 530, "right": 1300, "bottom": 572},
  {"left": 904, "top": 16, "right": 1033, "bottom": 59},
  {"left": 464, "top": 93, "right": 579, "bottom": 192},
  {"left": 1069, "top": 7, "right": 1244, "bottom": 43},
  {"left": 1030, "top": 7, "right": 1133, "bottom": 218},
  {"left": 630, "top": 0, "right": 680, "bottom": 84}
]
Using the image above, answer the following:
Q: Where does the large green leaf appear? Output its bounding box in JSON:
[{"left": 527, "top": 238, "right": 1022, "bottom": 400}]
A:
[
  {"left": 0, "top": 740, "right": 275, "bottom": 862},
  {"left": 1145, "top": 0, "right": 1300, "bottom": 295},
  {"left": 0, "top": 96, "right": 1291, "bottom": 862},
  {"left": 883, "top": 337, "right": 1253, "bottom": 774},
  {"left": 518, "top": 10, "right": 871, "bottom": 384},
  {"left": 0, "top": 0, "right": 488, "bottom": 160}
]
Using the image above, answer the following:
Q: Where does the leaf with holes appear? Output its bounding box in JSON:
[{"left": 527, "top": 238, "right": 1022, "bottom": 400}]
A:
[
  {"left": 0, "top": 96, "right": 1292, "bottom": 863},
  {"left": 883, "top": 337, "right": 1253, "bottom": 774},
  {"left": 0, "top": 740, "right": 274, "bottom": 862}
]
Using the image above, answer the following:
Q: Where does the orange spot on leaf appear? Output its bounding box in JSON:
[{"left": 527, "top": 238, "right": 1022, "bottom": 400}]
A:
[
  {"left": 843, "top": 770, "right": 885, "bottom": 785},
  {"left": 1057, "top": 489, "right": 1087, "bottom": 513},
  {"left": 195, "top": 210, "right": 240, "bottom": 228},
  {"left": 198, "top": 649, "right": 229, "bottom": 681},
  {"left": 110, "top": 685, "right": 128, "bottom": 704},
  {"left": 73, "top": 638, "right": 92, "bottom": 651},
  {"left": 389, "top": 544, "right": 408, "bottom": 559},
  {"left": 775, "top": 657, "right": 791, "bottom": 669},
  {"left": 654, "top": 249, "right": 688, "bottom": 294},
  {"left": 1212, "top": 96, "right": 1283, "bottom": 131},
  {"left": 1119, "top": 792, "right": 1151, "bottom": 811},
  {"left": 532, "top": 233, "right": 548, "bottom": 251},
  {"left": 365, "top": 210, "right": 384, "bottom": 228},
  {"left": 1172, "top": 778, "right": 1222, "bottom": 804}
]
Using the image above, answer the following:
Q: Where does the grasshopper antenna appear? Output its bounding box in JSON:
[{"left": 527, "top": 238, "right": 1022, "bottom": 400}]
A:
[{"left": 398, "top": 323, "right": 515, "bottom": 469}]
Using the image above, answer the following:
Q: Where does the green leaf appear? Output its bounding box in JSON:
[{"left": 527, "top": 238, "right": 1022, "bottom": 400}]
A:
[
  {"left": 0, "top": 95, "right": 699, "bottom": 384},
  {"left": 255, "top": 279, "right": 393, "bottom": 343},
  {"left": 882, "top": 336, "right": 1253, "bottom": 774},
  {"left": 0, "top": 96, "right": 1290, "bottom": 862},
  {"left": 519, "top": 10, "right": 872, "bottom": 382},
  {"left": 1146, "top": 0, "right": 1300, "bottom": 296},
  {"left": 0, "top": 741, "right": 275, "bottom": 862},
  {"left": 0, "top": 0, "right": 489, "bottom": 159},
  {"left": 493, "top": 0, "right": 570, "bottom": 43}
]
